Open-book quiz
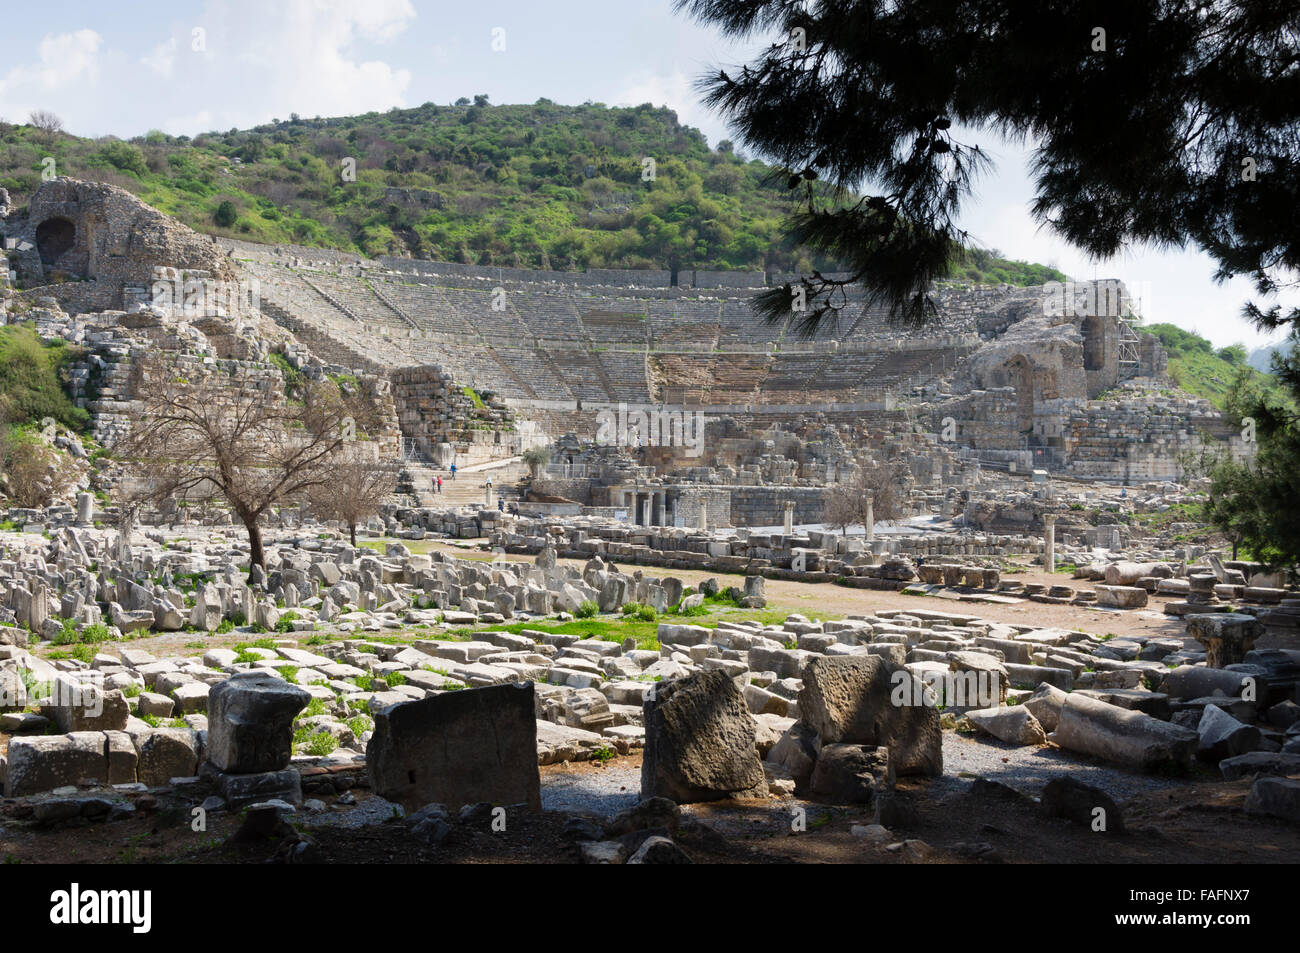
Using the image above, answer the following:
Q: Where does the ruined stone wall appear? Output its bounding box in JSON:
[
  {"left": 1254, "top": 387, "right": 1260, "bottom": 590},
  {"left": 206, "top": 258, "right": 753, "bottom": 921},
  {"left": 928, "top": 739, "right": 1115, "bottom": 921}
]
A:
[
  {"left": 727, "top": 485, "right": 829, "bottom": 526},
  {"left": 389, "top": 365, "right": 519, "bottom": 466},
  {"left": 5, "top": 179, "right": 235, "bottom": 310}
]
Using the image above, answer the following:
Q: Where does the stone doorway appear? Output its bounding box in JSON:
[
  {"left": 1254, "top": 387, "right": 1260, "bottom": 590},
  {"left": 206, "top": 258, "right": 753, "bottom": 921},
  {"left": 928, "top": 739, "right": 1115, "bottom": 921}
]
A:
[{"left": 35, "top": 216, "right": 76, "bottom": 267}]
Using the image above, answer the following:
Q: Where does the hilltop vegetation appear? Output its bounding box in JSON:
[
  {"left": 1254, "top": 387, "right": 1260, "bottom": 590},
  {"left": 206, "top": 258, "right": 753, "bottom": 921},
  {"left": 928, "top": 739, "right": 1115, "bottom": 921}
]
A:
[
  {"left": 1, "top": 100, "right": 1064, "bottom": 285},
  {"left": 0, "top": 324, "right": 89, "bottom": 431},
  {"left": 1145, "top": 323, "right": 1279, "bottom": 409}
]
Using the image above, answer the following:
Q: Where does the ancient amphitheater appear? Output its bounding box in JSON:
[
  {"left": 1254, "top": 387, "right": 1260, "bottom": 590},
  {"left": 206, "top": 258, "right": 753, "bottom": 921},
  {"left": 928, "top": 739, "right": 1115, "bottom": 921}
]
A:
[{"left": 0, "top": 179, "right": 1249, "bottom": 526}]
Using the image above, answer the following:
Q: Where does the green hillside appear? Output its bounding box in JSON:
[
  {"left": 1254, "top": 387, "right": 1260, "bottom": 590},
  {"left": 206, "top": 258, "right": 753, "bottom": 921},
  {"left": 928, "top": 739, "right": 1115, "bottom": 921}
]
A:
[
  {"left": 1, "top": 100, "right": 1065, "bottom": 284},
  {"left": 1145, "top": 323, "right": 1278, "bottom": 409}
]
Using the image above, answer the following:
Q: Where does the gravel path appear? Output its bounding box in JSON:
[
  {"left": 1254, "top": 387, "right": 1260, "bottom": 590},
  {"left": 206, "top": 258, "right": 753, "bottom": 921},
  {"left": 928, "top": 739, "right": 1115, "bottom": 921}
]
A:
[
  {"left": 288, "top": 731, "right": 1183, "bottom": 837},
  {"left": 937, "top": 732, "right": 1187, "bottom": 803},
  {"left": 299, "top": 795, "right": 404, "bottom": 829},
  {"left": 540, "top": 766, "right": 642, "bottom": 815}
]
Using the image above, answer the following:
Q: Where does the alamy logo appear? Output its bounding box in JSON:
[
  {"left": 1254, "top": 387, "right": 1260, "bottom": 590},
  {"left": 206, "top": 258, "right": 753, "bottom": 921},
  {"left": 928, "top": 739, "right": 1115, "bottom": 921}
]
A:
[
  {"left": 595, "top": 402, "right": 705, "bottom": 457},
  {"left": 49, "top": 883, "right": 151, "bottom": 933}
]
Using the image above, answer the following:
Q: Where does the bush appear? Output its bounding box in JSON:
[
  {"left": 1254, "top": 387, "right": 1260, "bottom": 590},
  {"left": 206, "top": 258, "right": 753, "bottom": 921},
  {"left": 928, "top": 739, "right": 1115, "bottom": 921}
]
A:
[
  {"left": 0, "top": 326, "right": 90, "bottom": 431},
  {"left": 93, "top": 141, "right": 148, "bottom": 177},
  {"left": 575, "top": 599, "right": 599, "bottom": 619},
  {"left": 305, "top": 732, "right": 338, "bottom": 756},
  {"left": 214, "top": 200, "right": 238, "bottom": 228}
]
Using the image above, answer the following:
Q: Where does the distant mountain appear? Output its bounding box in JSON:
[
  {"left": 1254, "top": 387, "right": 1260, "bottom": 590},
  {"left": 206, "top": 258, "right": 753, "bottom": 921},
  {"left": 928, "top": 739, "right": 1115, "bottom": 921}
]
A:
[
  {"left": 1249, "top": 339, "right": 1294, "bottom": 373},
  {"left": 1, "top": 100, "right": 1066, "bottom": 284}
]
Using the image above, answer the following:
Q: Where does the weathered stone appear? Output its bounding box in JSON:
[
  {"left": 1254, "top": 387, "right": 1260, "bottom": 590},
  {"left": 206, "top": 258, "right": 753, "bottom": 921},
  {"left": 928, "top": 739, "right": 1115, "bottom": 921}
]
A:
[
  {"left": 764, "top": 720, "right": 821, "bottom": 790},
  {"left": 1196, "top": 704, "right": 1261, "bottom": 761},
  {"left": 3, "top": 732, "right": 107, "bottom": 796},
  {"left": 1159, "top": 665, "right": 1254, "bottom": 700},
  {"left": 368, "top": 682, "right": 541, "bottom": 812},
  {"left": 1218, "top": 751, "right": 1300, "bottom": 781},
  {"left": 206, "top": 766, "right": 303, "bottom": 810},
  {"left": 136, "top": 728, "right": 199, "bottom": 786},
  {"left": 626, "top": 835, "right": 692, "bottom": 864},
  {"left": 808, "top": 744, "right": 893, "bottom": 804},
  {"left": 1053, "top": 693, "right": 1197, "bottom": 772},
  {"left": 206, "top": 672, "right": 310, "bottom": 773},
  {"left": 966, "top": 705, "right": 1047, "bottom": 745},
  {"left": 798, "top": 655, "right": 942, "bottom": 777},
  {"left": 1041, "top": 777, "right": 1125, "bottom": 833},
  {"left": 1104, "top": 561, "right": 1169, "bottom": 586},
  {"left": 43, "top": 678, "right": 129, "bottom": 733},
  {"left": 1243, "top": 776, "right": 1300, "bottom": 824},
  {"left": 1022, "top": 682, "right": 1069, "bottom": 733},
  {"left": 641, "top": 669, "right": 768, "bottom": 803},
  {"left": 605, "top": 797, "right": 681, "bottom": 836},
  {"left": 1096, "top": 585, "right": 1148, "bottom": 609},
  {"left": 1186, "top": 613, "right": 1261, "bottom": 668}
]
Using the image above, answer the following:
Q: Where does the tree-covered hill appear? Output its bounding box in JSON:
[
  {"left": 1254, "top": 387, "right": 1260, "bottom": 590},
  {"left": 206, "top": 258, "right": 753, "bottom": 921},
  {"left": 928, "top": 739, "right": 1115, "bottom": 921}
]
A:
[
  {"left": 1, "top": 99, "right": 1065, "bottom": 283},
  {"left": 1145, "top": 323, "right": 1280, "bottom": 409}
]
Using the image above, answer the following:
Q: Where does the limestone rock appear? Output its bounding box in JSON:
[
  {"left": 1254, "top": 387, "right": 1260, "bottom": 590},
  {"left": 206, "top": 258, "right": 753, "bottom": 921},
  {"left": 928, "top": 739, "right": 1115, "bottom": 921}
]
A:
[
  {"left": 1041, "top": 777, "right": 1125, "bottom": 833},
  {"left": 1053, "top": 693, "right": 1197, "bottom": 772},
  {"left": 808, "top": 744, "right": 893, "bottom": 804},
  {"left": 641, "top": 669, "right": 768, "bottom": 803},
  {"left": 1196, "top": 704, "right": 1261, "bottom": 761},
  {"left": 967, "top": 705, "right": 1048, "bottom": 745},
  {"left": 206, "top": 671, "right": 310, "bottom": 773},
  {"left": 1243, "top": 776, "right": 1300, "bottom": 824},
  {"left": 1022, "top": 682, "right": 1069, "bottom": 733},
  {"left": 798, "top": 655, "right": 942, "bottom": 777},
  {"left": 368, "top": 682, "right": 541, "bottom": 812}
]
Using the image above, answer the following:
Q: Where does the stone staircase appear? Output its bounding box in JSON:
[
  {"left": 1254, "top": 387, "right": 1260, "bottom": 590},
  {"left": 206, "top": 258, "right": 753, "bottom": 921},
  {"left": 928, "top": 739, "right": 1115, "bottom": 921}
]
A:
[{"left": 399, "top": 458, "right": 527, "bottom": 508}]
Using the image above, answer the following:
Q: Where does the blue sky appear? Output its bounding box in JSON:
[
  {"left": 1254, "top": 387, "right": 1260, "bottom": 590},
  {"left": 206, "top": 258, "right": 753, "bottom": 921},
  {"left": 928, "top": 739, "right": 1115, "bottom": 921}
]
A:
[{"left": 2, "top": 0, "right": 1293, "bottom": 350}]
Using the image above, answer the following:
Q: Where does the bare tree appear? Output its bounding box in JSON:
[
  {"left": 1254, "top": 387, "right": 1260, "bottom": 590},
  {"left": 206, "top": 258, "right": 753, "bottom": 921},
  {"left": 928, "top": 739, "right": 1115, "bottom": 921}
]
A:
[
  {"left": 304, "top": 449, "right": 396, "bottom": 546},
  {"left": 1, "top": 428, "right": 80, "bottom": 507},
  {"left": 28, "top": 110, "right": 64, "bottom": 144},
  {"left": 116, "top": 356, "right": 358, "bottom": 576},
  {"left": 822, "top": 461, "right": 908, "bottom": 536}
]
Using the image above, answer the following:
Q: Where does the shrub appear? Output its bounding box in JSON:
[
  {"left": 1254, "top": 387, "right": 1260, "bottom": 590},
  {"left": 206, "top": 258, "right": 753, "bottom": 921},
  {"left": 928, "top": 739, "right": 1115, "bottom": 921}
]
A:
[
  {"left": 575, "top": 599, "right": 599, "bottom": 619},
  {"left": 214, "top": 200, "right": 238, "bottom": 228},
  {"left": 304, "top": 732, "right": 337, "bottom": 756},
  {"left": 345, "top": 715, "right": 372, "bottom": 738}
]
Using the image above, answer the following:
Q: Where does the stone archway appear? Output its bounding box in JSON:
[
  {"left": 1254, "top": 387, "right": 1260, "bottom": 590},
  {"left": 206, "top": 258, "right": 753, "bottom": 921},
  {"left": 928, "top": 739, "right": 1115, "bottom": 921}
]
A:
[
  {"left": 35, "top": 217, "right": 76, "bottom": 266},
  {"left": 1001, "top": 354, "right": 1035, "bottom": 432}
]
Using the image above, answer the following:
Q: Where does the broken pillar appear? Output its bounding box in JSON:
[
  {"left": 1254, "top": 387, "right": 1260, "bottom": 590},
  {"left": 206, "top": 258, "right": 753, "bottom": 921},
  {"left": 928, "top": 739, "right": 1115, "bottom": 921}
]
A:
[
  {"left": 1042, "top": 514, "right": 1057, "bottom": 572},
  {"left": 1187, "top": 613, "right": 1261, "bottom": 668}
]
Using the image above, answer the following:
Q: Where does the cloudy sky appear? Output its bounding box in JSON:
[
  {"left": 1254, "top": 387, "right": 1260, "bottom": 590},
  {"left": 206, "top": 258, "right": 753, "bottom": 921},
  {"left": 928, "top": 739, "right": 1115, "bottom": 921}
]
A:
[{"left": 1, "top": 0, "right": 1293, "bottom": 350}]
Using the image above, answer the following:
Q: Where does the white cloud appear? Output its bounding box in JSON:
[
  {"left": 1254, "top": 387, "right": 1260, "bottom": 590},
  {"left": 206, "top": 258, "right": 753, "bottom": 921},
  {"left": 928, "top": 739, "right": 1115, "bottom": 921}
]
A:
[
  {"left": 220, "top": 0, "right": 416, "bottom": 121},
  {"left": 142, "top": 38, "right": 178, "bottom": 77},
  {"left": 0, "top": 28, "right": 101, "bottom": 100},
  {"left": 160, "top": 108, "right": 213, "bottom": 137}
]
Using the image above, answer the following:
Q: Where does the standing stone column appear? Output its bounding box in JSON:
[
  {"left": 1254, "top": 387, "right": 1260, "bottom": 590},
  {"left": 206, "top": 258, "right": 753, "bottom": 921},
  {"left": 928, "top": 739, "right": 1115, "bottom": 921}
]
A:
[
  {"left": 782, "top": 501, "right": 795, "bottom": 535},
  {"left": 485, "top": 483, "right": 495, "bottom": 508},
  {"left": 696, "top": 500, "right": 708, "bottom": 531},
  {"left": 117, "top": 505, "right": 136, "bottom": 565},
  {"left": 864, "top": 493, "right": 875, "bottom": 542},
  {"left": 75, "top": 492, "right": 94, "bottom": 527},
  {"left": 1043, "top": 514, "right": 1057, "bottom": 572}
]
